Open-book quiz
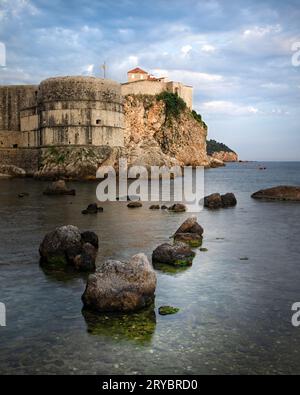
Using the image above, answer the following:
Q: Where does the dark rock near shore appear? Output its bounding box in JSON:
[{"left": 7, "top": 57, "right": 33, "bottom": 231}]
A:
[
  {"left": 43, "top": 180, "right": 76, "bottom": 196},
  {"left": 82, "top": 253, "right": 156, "bottom": 313},
  {"left": 39, "top": 225, "right": 98, "bottom": 271},
  {"left": 127, "top": 201, "right": 143, "bottom": 208},
  {"left": 251, "top": 186, "right": 300, "bottom": 201},
  {"left": 161, "top": 205, "right": 168, "bottom": 210},
  {"left": 152, "top": 242, "right": 195, "bottom": 267},
  {"left": 168, "top": 203, "right": 186, "bottom": 212}
]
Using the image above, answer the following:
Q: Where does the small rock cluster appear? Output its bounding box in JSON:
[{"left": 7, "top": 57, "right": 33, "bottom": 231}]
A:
[
  {"left": 152, "top": 216, "right": 203, "bottom": 267},
  {"left": 39, "top": 225, "right": 98, "bottom": 272}
]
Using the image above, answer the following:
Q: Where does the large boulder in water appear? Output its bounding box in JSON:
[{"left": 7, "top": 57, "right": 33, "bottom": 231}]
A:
[
  {"left": 152, "top": 242, "right": 195, "bottom": 267},
  {"left": 39, "top": 225, "right": 98, "bottom": 271},
  {"left": 82, "top": 253, "right": 156, "bottom": 313},
  {"left": 251, "top": 186, "right": 300, "bottom": 201}
]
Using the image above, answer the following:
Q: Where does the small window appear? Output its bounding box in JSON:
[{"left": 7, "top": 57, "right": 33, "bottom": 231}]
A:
[
  {"left": 96, "top": 119, "right": 101, "bottom": 125},
  {"left": 13, "top": 144, "right": 18, "bottom": 148}
]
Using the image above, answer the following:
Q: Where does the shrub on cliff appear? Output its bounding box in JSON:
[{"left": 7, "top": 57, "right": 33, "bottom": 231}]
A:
[{"left": 156, "top": 91, "right": 186, "bottom": 120}]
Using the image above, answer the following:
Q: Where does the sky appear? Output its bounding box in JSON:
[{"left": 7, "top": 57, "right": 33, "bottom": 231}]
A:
[{"left": 0, "top": 0, "right": 299, "bottom": 161}]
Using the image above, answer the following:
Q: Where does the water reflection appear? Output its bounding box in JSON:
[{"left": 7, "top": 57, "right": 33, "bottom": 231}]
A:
[
  {"left": 40, "top": 264, "right": 89, "bottom": 284},
  {"left": 82, "top": 306, "right": 157, "bottom": 344}
]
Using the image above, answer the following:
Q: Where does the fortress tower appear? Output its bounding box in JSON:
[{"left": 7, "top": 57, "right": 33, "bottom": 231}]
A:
[{"left": 0, "top": 76, "right": 124, "bottom": 148}]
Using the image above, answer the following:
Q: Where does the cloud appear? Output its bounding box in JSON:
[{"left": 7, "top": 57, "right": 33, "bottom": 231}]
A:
[
  {"left": 243, "top": 24, "right": 282, "bottom": 38},
  {"left": 201, "top": 44, "right": 216, "bottom": 53},
  {"left": 181, "top": 45, "right": 192, "bottom": 57},
  {"left": 200, "top": 100, "right": 260, "bottom": 116}
]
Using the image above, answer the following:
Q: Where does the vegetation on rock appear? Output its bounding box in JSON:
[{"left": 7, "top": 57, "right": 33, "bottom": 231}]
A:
[
  {"left": 207, "top": 139, "right": 235, "bottom": 155},
  {"left": 156, "top": 91, "right": 187, "bottom": 120}
]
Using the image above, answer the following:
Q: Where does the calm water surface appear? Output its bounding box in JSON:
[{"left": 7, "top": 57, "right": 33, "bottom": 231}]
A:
[{"left": 0, "top": 161, "right": 300, "bottom": 374}]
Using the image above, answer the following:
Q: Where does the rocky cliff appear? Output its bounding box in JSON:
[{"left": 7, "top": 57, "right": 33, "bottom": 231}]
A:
[
  {"left": 207, "top": 139, "right": 238, "bottom": 163},
  {"left": 211, "top": 151, "right": 238, "bottom": 162},
  {"left": 123, "top": 93, "right": 209, "bottom": 168}
]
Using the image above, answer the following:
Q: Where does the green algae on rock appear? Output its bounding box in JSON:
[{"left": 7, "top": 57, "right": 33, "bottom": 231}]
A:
[{"left": 159, "top": 306, "right": 180, "bottom": 315}]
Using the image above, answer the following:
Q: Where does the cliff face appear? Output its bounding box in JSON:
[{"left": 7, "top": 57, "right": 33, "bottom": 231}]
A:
[
  {"left": 211, "top": 151, "right": 238, "bottom": 162},
  {"left": 123, "top": 94, "right": 209, "bottom": 168}
]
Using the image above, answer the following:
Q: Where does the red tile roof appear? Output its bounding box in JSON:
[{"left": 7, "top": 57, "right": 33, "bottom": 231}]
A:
[{"left": 127, "top": 67, "right": 148, "bottom": 74}]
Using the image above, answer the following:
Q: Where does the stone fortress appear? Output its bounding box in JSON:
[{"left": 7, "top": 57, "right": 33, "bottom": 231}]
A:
[
  {"left": 0, "top": 68, "right": 209, "bottom": 177},
  {"left": 0, "top": 68, "right": 192, "bottom": 149}
]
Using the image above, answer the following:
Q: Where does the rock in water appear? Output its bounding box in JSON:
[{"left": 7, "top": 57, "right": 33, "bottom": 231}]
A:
[
  {"left": 251, "top": 186, "right": 300, "bottom": 201},
  {"left": 43, "top": 180, "right": 76, "bottom": 196},
  {"left": 82, "top": 253, "right": 157, "bottom": 313},
  {"left": 174, "top": 216, "right": 204, "bottom": 237},
  {"left": 174, "top": 233, "right": 202, "bottom": 248},
  {"left": 127, "top": 201, "right": 143, "bottom": 208},
  {"left": 158, "top": 306, "right": 180, "bottom": 315},
  {"left": 39, "top": 225, "right": 98, "bottom": 271},
  {"left": 149, "top": 205, "right": 160, "bottom": 210},
  {"left": 168, "top": 203, "right": 186, "bottom": 212},
  {"left": 82, "top": 203, "right": 103, "bottom": 214},
  {"left": 204, "top": 192, "right": 237, "bottom": 208},
  {"left": 204, "top": 193, "right": 223, "bottom": 209},
  {"left": 152, "top": 242, "right": 195, "bottom": 267},
  {"left": 221, "top": 193, "right": 237, "bottom": 207}
]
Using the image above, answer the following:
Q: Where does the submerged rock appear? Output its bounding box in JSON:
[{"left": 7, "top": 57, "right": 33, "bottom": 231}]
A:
[
  {"left": 251, "top": 186, "right": 300, "bottom": 201},
  {"left": 149, "top": 205, "right": 160, "bottom": 210},
  {"left": 39, "top": 225, "right": 98, "bottom": 272},
  {"left": 82, "top": 253, "right": 156, "bottom": 313},
  {"left": 168, "top": 203, "right": 186, "bottom": 212},
  {"left": 127, "top": 201, "right": 143, "bottom": 208},
  {"left": 82, "top": 203, "right": 103, "bottom": 214},
  {"left": 158, "top": 306, "right": 180, "bottom": 315},
  {"left": 152, "top": 242, "right": 195, "bottom": 267},
  {"left": 174, "top": 233, "right": 202, "bottom": 247},
  {"left": 43, "top": 180, "right": 76, "bottom": 196}
]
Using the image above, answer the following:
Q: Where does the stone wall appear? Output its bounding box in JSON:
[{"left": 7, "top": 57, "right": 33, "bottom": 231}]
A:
[
  {"left": 0, "top": 85, "right": 38, "bottom": 132},
  {"left": 0, "top": 148, "right": 41, "bottom": 174}
]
